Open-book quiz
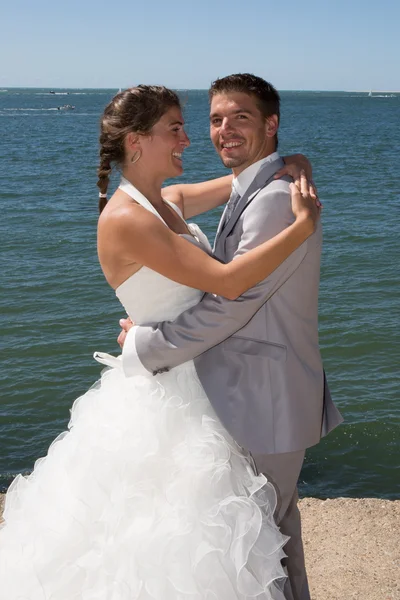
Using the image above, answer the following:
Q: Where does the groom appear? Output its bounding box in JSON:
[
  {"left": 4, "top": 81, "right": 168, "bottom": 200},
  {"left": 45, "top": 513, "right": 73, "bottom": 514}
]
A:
[{"left": 119, "top": 73, "right": 343, "bottom": 600}]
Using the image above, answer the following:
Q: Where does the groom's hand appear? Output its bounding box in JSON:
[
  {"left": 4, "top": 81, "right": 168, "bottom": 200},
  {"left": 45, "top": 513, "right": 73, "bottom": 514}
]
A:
[{"left": 117, "top": 317, "right": 134, "bottom": 348}]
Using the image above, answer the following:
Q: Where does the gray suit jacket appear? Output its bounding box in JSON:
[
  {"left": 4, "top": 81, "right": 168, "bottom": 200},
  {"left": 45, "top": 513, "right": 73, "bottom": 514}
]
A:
[{"left": 135, "top": 158, "right": 343, "bottom": 454}]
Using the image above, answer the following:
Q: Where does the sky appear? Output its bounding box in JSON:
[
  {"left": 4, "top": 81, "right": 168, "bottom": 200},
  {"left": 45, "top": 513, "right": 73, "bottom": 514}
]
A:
[{"left": 1, "top": 0, "right": 398, "bottom": 91}]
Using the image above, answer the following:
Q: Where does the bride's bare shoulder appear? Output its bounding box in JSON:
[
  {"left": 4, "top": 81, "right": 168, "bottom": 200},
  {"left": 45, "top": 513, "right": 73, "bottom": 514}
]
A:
[{"left": 98, "top": 196, "right": 165, "bottom": 246}]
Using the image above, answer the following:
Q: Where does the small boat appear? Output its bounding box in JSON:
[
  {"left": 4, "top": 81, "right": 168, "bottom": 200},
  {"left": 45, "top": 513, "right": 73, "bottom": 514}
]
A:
[
  {"left": 368, "top": 90, "right": 373, "bottom": 97},
  {"left": 57, "top": 104, "right": 75, "bottom": 110}
]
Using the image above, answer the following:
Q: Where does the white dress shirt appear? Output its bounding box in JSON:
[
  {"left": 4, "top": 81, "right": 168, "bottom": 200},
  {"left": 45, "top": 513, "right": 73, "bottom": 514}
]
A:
[
  {"left": 233, "top": 152, "right": 280, "bottom": 197},
  {"left": 121, "top": 152, "right": 281, "bottom": 378}
]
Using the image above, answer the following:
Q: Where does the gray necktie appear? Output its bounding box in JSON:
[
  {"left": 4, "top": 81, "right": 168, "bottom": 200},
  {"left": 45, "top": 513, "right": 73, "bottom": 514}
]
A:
[{"left": 221, "top": 188, "right": 241, "bottom": 230}]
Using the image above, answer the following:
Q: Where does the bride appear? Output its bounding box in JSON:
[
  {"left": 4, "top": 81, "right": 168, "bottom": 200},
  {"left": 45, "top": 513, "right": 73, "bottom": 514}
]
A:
[{"left": 0, "top": 85, "right": 319, "bottom": 599}]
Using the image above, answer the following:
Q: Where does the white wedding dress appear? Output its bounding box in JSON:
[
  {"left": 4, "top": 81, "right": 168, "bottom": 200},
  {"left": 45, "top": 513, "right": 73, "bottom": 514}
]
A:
[{"left": 0, "top": 179, "right": 287, "bottom": 599}]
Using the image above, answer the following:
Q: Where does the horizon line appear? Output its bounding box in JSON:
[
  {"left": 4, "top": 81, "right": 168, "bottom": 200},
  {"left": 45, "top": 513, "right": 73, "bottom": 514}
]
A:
[{"left": 1, "top": 86, "right": 400, "bottom": 93}]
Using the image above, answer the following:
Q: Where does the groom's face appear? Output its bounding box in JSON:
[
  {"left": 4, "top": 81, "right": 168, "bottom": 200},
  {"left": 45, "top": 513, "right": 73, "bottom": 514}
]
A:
[{"left": 209, "top": 92, "right": 278, "bottom": 176}]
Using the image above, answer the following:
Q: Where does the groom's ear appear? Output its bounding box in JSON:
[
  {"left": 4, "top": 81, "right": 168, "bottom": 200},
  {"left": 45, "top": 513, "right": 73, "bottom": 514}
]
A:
[{"left": 265, "top": 115, "right": 279, "bottom": 138}]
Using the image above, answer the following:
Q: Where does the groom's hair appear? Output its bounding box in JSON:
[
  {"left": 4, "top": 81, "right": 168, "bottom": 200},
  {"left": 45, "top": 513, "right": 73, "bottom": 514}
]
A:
[{"left": 208, "top": 73, "right": 280, "bottom": 146}]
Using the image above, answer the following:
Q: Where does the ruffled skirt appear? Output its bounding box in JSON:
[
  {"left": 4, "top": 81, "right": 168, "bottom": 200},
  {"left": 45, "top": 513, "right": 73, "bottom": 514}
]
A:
[{"left": 0, "top": 359, "right": 287, "bottom": 599}]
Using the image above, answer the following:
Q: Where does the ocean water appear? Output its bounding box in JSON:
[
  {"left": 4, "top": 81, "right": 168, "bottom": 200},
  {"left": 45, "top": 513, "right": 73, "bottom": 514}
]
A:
[{"left": 0, "top": 88, "right": 399, "bottom": 499}]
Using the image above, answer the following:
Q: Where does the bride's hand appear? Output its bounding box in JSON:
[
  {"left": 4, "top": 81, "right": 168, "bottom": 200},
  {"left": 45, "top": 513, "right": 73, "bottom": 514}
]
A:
[
  {"left": 117, "top": 317, "right": 134, "bottom": 348},
  {"left": 276, "top": 154, "right": 319, "bottom": 201},
  {"left": 290, "top": 173, "right": 321, "bottom": 232}
]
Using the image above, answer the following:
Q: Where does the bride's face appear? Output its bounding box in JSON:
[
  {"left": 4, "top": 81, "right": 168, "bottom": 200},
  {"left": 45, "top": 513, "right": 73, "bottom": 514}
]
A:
[{"left": 140, "top": 106, "right": 190, "bottom": 179}]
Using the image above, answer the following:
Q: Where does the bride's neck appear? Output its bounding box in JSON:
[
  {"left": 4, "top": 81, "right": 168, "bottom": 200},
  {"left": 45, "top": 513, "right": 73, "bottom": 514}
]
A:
[{"left": 121, "top": 168, "right": 164, "bottom": 207}]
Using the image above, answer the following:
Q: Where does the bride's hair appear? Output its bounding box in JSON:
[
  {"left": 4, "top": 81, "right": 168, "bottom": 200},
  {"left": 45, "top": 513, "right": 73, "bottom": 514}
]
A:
[{"left": 97, "top": 85, "right": 181, "bottom": 213}]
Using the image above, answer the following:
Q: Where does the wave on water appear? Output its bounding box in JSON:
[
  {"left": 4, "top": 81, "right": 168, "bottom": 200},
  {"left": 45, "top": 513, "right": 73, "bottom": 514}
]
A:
[
  {"left": 0, "top": 108, "right": 78, "bottom": 117},
  {"left": 34, "top": 92, "right": 88, "bottom": 96},
  {"left": 1, "top": 108, "right": 61, "bottom": 112}
]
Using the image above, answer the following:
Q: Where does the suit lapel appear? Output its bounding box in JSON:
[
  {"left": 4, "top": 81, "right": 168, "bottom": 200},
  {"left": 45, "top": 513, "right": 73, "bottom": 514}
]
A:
[
  {"left": 214, "top": 200, "right": 230, "bottom": 245},
  {"left": 214, "top": 158, "right": 284, "bottom": 255}
]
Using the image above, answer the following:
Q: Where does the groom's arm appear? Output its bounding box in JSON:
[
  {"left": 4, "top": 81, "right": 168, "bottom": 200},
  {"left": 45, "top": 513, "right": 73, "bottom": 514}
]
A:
[{"left": 122, "top": 183, "right": 309, "bottom": 376}]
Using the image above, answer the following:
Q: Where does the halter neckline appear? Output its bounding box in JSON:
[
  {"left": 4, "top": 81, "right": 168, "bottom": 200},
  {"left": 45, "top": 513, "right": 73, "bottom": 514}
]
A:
[
  {"left": 119, "top": 176, "right": 195, "bottom": 239},
  {"left": 119, "top": 176, "right": 169, "bottom": 227}
]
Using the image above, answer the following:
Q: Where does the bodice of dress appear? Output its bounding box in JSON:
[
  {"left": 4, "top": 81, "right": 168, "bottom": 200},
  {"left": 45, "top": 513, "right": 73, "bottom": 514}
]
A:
[{"left": 115, "top": 177, "right": 211, "bottom": 324}]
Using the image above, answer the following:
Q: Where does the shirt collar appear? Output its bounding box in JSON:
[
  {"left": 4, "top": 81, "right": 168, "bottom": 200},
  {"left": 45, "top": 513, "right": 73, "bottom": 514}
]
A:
[{"left": 232, "top": 152, "right": 280, "bottom": 197}]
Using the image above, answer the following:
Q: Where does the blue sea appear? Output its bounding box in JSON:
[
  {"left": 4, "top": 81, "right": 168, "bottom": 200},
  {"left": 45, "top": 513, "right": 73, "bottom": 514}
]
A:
[{"left": 0, "top": 88, "right": 399, "bottom": 499}]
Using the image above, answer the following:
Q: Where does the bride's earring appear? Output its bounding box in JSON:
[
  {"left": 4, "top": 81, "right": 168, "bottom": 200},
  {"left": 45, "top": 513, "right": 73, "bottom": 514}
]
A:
[{"left": 131, "top": 150, "right": 142, "bottom": 164}]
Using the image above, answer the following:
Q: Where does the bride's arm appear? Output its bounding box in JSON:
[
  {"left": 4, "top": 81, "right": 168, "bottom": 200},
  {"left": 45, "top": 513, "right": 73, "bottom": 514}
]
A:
[
  {"left": 162, "top": 174, "right": 232, "bottom": 219},
  {"left": 110, "top": 180, "right": 319, "bottom": 301},
  {"left": 162, "top": 154, "right": 315, "bottom": 219}
]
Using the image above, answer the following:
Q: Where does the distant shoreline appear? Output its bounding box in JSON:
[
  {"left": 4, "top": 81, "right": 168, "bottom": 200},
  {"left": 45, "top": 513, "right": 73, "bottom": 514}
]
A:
[{"left": 360, "top": 90, "right": 400, "bottom": 94}]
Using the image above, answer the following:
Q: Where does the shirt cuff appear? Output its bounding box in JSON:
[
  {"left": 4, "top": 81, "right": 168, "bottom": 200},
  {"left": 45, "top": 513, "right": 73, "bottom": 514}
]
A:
[{"left": 122, "top": 325, "right": 151, "bottom": 378}]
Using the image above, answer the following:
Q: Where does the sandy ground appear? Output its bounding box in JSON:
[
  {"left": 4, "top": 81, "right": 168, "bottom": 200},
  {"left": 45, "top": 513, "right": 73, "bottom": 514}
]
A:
[
  {"left": 298, "top": 497, "right": 400, "bottom": 600},
  {"left": 1, "top": 494, "right": 399, "bottom": 599}
]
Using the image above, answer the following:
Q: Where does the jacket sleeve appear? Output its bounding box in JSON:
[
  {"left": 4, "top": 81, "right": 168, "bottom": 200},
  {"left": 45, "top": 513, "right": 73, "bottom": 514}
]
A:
[{"left": 122, "top": 185, "right": 308, "bottom": 376}]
